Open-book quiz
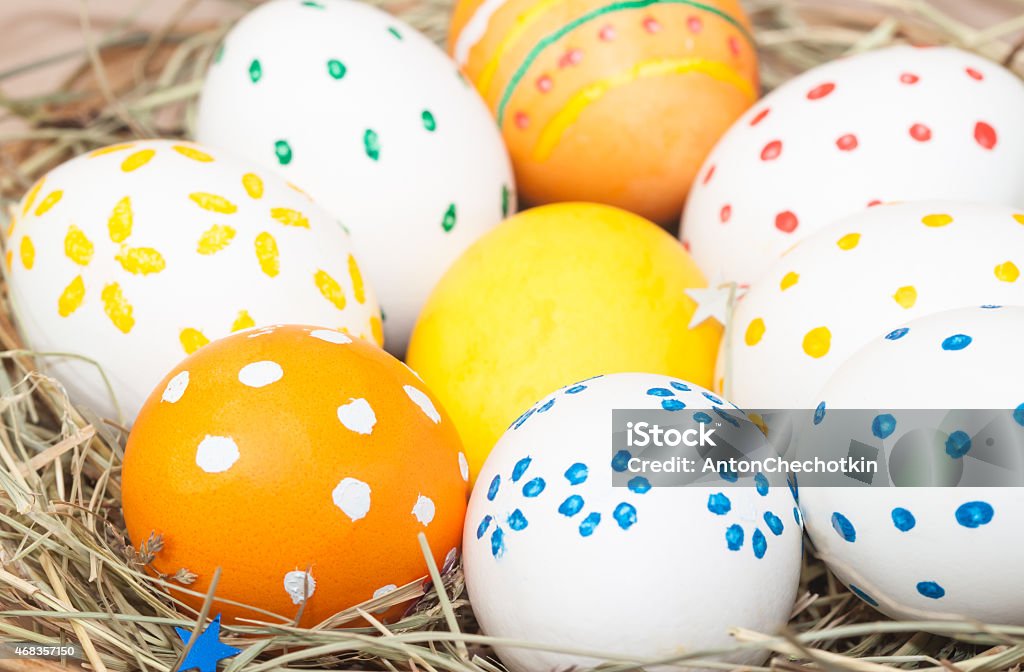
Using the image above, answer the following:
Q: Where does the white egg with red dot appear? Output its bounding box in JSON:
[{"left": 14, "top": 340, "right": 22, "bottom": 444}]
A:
[{"left": 681, "top": 46, "right": 1024, "bottom": 286}]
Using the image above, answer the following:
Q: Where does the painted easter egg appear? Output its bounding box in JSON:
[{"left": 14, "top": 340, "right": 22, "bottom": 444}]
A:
[
  {"left": 406, "top": 202, "right": 721, "bottom": 484},
  {"left": 798, "top": 306, "right": 1024, "bottom": 623},
  {"left": 195, "top": 0, "right": 514, "bottom": 355},
  {"left": 682, "top": 46, "right": 1024, "bottom": 285},
  {"left": 448, "top": 0, "right": 758, "bottom": 224},
  {"left": 6, "top": 139, "right": 380, "bottom": 424},
  {"left": 121, "top": 324, "right": 467, "bottom": 624},
  {"left": 464, "top": 372, "right": 801, "bottom": 672},
  {"left": 723, "top": 201, "right": 1024, "bottom": 409}
]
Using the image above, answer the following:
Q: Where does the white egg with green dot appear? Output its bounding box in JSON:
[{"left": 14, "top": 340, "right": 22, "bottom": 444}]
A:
[
  {"left": 724, "top": 201, "right": 1024, "bottom": 409},
  {"left": 463, "top": 372, "right": 801, "bottom": 672},
  {"left": 799, "top": 305, "right": 1024, "bottom": 624},
  {"left": 195, "top": 0, "right": 515, "bottom": 355}
]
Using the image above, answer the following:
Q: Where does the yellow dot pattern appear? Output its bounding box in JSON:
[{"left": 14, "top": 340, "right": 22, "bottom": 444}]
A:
[
  {"left": 35, "top": 190, "right": 63, "bottom": 217},
  {"left": 744, "top": 317, "right": 765, "bottom": 346},
  {"left": 780, "top": 272, "right": 799, "bottom": 291},
  {"left": 180, "top": 327, "right": 210, "bottom": 354},
  {"left": 190, "top": 193, "right": 238, "bottom": 214},
  {"left": 5, "top": 250, "right": 12, "bottom": 271},
  {"left": 242, "top": 173, "right": 264, "bottom": 200},
  {"left": 1014, "top": 214, "right": 1024, "bottom": 225},
  {"left": 288, "top": 182, "right": 311, "bottom": 199},
  {"left": 58, "top": 276, "right": 86, "bottom": 317},
  {"left": 232, "top": 310, "right": 255, "bottom": 332},
  {"left": 121, "top": 149, "right": 156, "bottom": 173},
  {"left": 173, "top": 145, "right": 214, "bottom": 162},
  {"left": 270, "top": 207, "right": 310, "bottom": 228},
  {"left": 254, "top": 232, "right": 280, "bottom": 277},
  {"left": 197, "top": 224, "right": 236, "bottom": 255},
  {"left": 802, "top": 326, "right": 831, "bottom": 358},
  {"left": 21, "top": 178, "right": 45, "bottom": 216},
  {"left": 921, "top": 213, "right": 953, "bottom": 228},
  {"left": 836, "top": 233, "right": 861, "bottom": 251},
  {"left": 995, "top": 261, "right": 1020, "bottom": 283},
  {"left": 6, "top": 215, "right": 17, "bottom": 239},
  {"left": 370, "top": 314, "right": 384, "bottom": 346},
  {"left": 315, "top": 269, "right": 347, "bottom": 310},
  {"left": 64, "top": 225, "right": 95, "bottom": 266},
  {"left": 20, "top": 236, "right": 35, "bottom": 270},
  {"left": 893, "top": 285, "right": 917, "bottom": 309},
  {"left": 89, "top": 143, "right": 135, "bottom": 158},
  {"left": 101, "top": 283, "right": 135, "bottom": 334},
  {"left": 108, "top": 197, "right": 133, "bottom": 243},
  {"left": 116, "top": 247, "right": 166, "bottom": 275},
  {"left": 348, "top": 254, "right": 366, "bottom": 304}
]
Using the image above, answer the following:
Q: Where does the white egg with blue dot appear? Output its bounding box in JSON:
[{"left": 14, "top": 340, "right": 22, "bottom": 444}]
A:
[
  {"left": 462, "top": 373, "right": 802, "bottom": 672},
  {"left": 799, "top": 305, "right": 1024, "bottom": 624}
]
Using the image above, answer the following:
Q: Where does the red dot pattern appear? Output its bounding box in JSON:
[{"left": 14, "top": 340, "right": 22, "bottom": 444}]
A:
[
  {"left": 909, "top": 123, "right": 932, "bottom": 142},
  {"left": 720, "top": 205, "right": 732, "bottom": 223},
  {"left": 807, "top": 82, "right": 836, "bottom": 100},
  {"left": 749, "top": 108, "right": 770, "bottom": 126},
  {"left": 761, "top": 140, "right": 783, "bottom": 161},
  {"left": 775, "top": 210, "right": 799, "bottom": 233},
  {"left": 900, "top": 73, "right": 919, "bottom": 84},
  {"left": 836, "top": 134, "right": 858, "bottom": 151},
  {"left": 703, "top": 164, "right": 716, "bottom": 185},
  {"left": 975, "top": 121, "right": 997, "bottom": 149},
  {"left": 966, "top": 67, "right": 984, "bottom": 81},
  {"left": 687, "top": 15, "right": 702, "bottom": 33}
]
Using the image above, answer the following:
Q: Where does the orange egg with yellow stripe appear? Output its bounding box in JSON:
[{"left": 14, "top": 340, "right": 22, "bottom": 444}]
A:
[
  {"left": 6, "top": 139, "right": 381, "bottom": 425},
  {"left": 449, "top": 0, "right": 758, "bottom": 224}
]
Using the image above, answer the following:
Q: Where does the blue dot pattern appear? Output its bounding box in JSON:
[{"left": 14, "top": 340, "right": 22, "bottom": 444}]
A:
[
  {"left": 849, "top": 584, "right": 879, "bottom": 607},
  {"left": 981, "top": 304, "right": 1002, "bottom": 309},
  {"left": 662, "top": 399, "right": 686, "bottom": 411},
  {"left": 714, "top": 407, "right": 740, "bottom": 427},
  {"left": 628, "top": 476, "right": 651, "bottom": 494},
  {"left": 647, "top": 387, "right": 673, "bottom": 397},
  {"left": 872, "top": 414, "right": 897, "bottom": 439},
  {"left": 832, "top": 512, "right": 856, "bottom": 542},
  {"left": 720, "top": 467, "right": 738, "bottom": 483},
  {"left": 941, "top": 334, "right": 972, "bottom": 351},
  {"left": 511, "top": 407, "right": 535, "bottom": 430},
  {"left": 564, "top": 462, "right": 588, "bottom": 485},
  {"left": 565, "top": 384, "right": 586, "bottom": 394},
  {"left": 891, "top": 507, "right": 916, "bottom": 532},
  {"left": 487, "top": 475, "right": 501, "bottom": 501},
  {"left": 703, "top": 392, "right": 724, "bottom": 405},
  {"left": 793, "top": 506, "right": 802, "bottom": 526},
  {"left": 579, "top": 512, "right": 601, "bottom": 537},
  {"left": 537, "top": 398, "right": 555, "bottom": 413},
  {"left": 559, "top": 495, "right": 584, "bottom": 517},
  {"left": 955, "top": 501, "right": 994, "bottom": 528},
  {"left": 752, "top": 528, "right": 767, "bottom": 559},
  {"left": 693, "top": 411, "right": 713, "bottom": 424},
  {"left": 477, "top": 515, "right": 492, "bottom": 539},
  {"left": 508, "top": 509, "right": 528, "bottom": 531},
  {"left": 788, "top": 474, "right": 799, "bottom": 502},
  {"left": 1014, "top": 403, "right": 1024, "bottom": 427},
  {"left": 755, "top": 472, "right": 769, "bottom": 496},
  {"left": 522, "top": 477, "right": 546, "bottom": 497},
  {"left": 511, "top": 456, "right": 532, "bottom": 482},
  {"left": 814, "top": 401, "right": 827, "bottom": 425},
  {"left": 917, "top": 581, "right": 945, "bottom": 599},
  {"left": 945, "top": 431, "right": 972, "bottom": 458},
  {"left": 726, "top": 524, "right": 744, "bottom": 551},
  {"left": 613, "top": 502, "right": 637, "bottom": 529},
  {"left": 764, "top": 511, "right": 784, "bottom": 535},
  {"left": 708, "top": 492, "right": 731, "bottom": 515},
  {"left": 611, "top": 450, "right": 631, "bottom": 472},
  {"left": 490, "top": 527, "right": 505, "bottom": 558},
  {"left": 886, "top": 327, "right": 909, "bottom": 340},
  {"left": 670, "top": 381, "right": 691, "bottom": 391}
]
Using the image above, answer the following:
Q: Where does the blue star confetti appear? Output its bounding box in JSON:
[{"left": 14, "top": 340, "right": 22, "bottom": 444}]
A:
[{"left": 175, "top": 614, "right": 241, "bottom": 672}]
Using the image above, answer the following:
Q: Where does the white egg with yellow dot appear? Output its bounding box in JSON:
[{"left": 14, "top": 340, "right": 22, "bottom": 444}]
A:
[
  {"left": 6, "top": 139, "right": 380, "bottom": 423},
  {"left": 195, "top": 0, "right": 514, "bottom": 355},
  {"left": 798, "top": 305, "right": 1024, "bottom": 624},
  {"left": 723, "top": 201, "right": 1024, "bottom": 409}
]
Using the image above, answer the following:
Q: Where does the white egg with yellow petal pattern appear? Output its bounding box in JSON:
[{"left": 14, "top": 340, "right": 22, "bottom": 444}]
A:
[
  {"left": 6, "top": 139, "right": 381, "bottom": 424},
  {"left": 194, "top": 0, "right": 514, "bottom": 356}
]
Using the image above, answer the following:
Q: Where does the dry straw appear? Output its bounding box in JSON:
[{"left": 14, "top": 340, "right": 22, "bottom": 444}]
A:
[{"left": 2, "top": 0, "right": 1024, "bottom": 671}]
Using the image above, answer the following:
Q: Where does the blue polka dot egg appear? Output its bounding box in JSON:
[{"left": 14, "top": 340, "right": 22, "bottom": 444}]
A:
[
  {"left": 800, "top": 305, "right": 1024, "bottom": 624},
  {"left": 462, "top": 373, "right": 801, "bottom": 672}
]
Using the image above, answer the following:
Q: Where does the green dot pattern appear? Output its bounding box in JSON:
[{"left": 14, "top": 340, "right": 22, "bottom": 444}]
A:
[
  {"left": 502, "top": 185, "right": 511, "bottom": 217},
  {"left": 364, "top": 130, "right": 381, "bottom": 161},
  {"left": 214, "top": 43, "right": 225, "bottom": 64},
  {"left": 327, "top": 59, "right": 347, "bottom": 80},
  {"left": 421, "top": 110, "right": 436, "bottom": 132},
  {"left": 301, "top": 0, "right": 325, "bottom": 7},
  {"left": 275, "top": 140, "right": 293, "bottom": 165},
  {"left": 388, "top": 27, "right": 403, "bottom": 40},
  {"left": 249, "top": 59, "right": 262, "bottom": 83},
  {"left": 441, "top": 203, "right": 456, "bottom": 233}
]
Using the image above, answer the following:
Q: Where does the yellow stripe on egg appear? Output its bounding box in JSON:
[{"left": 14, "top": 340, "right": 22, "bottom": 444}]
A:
[
  {"left": 314, "top": 270, "right": 347, "bottom": 310},
  {"left": 34, "top": 190, "right": 63, "bottom": 217},
  {"left": 173, "top": 145, "right": 215, "bottom": 162},
  {"left": 270, "top": 207, "right": 310, "bottom": 228},
  {"left": 89, "top": 143, "right": 135, "bottom": 158},
  {"left": 532, "top": 58, "right": 756, "bottom": 161},
  {"left": 20, "top": 236, "right": 35, "bottom": 270},
  {"left": 190, "top": 192, "right": 238, "bottom": 214},
  {"left": 21, "top": 178, "right": 45, "bottom": 216},
  {"left": 348, "top": 254, "right": 366, "bottom": 304},
  {"left": 121, "top": 149, "right": 156, "bottom": 173},
  {"left": 476, "top": 0, "right": 565, "bottom": 94}
]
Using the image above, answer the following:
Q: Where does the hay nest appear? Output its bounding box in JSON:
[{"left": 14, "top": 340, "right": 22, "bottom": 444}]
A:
[{"left": 2, "top": 1, "right": 1024, "bottom": 670}]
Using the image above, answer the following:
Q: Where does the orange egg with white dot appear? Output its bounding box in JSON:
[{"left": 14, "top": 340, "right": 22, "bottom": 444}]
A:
[
  {"left": 6, "top": 139, "right": 381, "bottom": 424},
  {"left": 121, "top": 324, "right": 467, "bottom": 624},
  {"left": 448, "top": 0, "right": 758, "bottom": 224}
]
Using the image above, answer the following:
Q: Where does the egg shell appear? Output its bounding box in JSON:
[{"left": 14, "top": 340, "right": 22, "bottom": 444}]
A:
[
  {"left": 723, "top": 201, "right": 1024, "bottom": 409},
  {"left": 798, "top": 306, "right": 1024, "bottom": 624},
  {"left": 121, "top": 324, "right": 467, "bottom": 624},
  {"left": 406, "top": 202, "right": 721, "bottom": 484},
  {"left": 464, "top": 372, "right": 801, "bottom": 672},
  {"left": 6, "top": 139, "right": 380, "bottom": 423},
  {"left": 682, "top": 46, "right": 1024, "bottom": 285},
  {"left": 448, "top": 0, "right": 758, "bottom": 224},
  {"left": 195, "top": 0, "right": 514, "bottom": 355}
]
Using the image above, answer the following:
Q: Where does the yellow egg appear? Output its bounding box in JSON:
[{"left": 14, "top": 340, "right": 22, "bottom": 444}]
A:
[{"left": 406, "top": 202, "right": 720, "bottom": 483}]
